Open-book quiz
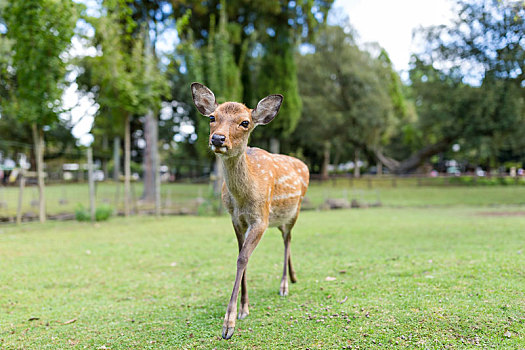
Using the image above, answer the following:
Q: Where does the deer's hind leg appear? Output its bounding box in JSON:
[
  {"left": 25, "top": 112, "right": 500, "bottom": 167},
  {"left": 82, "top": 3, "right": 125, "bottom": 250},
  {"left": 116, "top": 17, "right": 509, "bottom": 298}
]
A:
[{"left": 278, "top": 221, "right": 297, "bottom": 296}]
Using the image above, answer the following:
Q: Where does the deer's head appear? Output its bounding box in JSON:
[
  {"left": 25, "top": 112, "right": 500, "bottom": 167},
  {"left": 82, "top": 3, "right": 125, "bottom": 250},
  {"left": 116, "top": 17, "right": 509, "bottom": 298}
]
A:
[{"left": 191, "top": 82, "right": 283, "bottom": 157}]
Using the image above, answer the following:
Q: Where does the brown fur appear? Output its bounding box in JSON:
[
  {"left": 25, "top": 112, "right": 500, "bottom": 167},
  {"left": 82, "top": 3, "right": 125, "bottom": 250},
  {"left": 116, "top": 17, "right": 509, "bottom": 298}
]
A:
[{"left": 191, "top": 82, "right": 309, "bottom": 340}]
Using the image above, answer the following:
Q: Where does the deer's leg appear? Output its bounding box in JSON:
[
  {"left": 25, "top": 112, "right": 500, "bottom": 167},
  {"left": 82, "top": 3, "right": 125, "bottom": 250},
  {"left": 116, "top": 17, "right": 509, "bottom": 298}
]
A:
[
  {"left": 233, "top": 223, "right": 249, "bottom": 320},
  {"left": 288, "top": 248, "right": 297, "bottom": 284},
  {"left": 222, "top": 223, "right": 266, "bottom": 340},
  {"left": 278, "top": 224, "right": 293, "bottom": 296}
]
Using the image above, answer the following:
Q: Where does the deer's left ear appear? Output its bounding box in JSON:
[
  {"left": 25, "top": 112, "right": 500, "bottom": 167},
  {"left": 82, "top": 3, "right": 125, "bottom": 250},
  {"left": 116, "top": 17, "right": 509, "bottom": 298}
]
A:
[{"left": 252, "top": 94, "right": 283, "bottom": 125}]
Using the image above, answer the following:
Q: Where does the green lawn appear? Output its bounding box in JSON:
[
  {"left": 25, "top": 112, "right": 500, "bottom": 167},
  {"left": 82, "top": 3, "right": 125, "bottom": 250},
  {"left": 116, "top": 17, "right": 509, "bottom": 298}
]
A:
[
  {"left": 1, "top": 206, "right": 524, "bottom": 348},
  {"left": 1, "top": 180, "right": 525, "bottom": 219}
]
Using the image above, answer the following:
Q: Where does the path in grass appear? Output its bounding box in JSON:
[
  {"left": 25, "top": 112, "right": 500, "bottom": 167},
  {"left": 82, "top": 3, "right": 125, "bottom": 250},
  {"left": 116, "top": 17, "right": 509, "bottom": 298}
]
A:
[{"left": 1, "top": 207, "right": 524, "bottom": 348}]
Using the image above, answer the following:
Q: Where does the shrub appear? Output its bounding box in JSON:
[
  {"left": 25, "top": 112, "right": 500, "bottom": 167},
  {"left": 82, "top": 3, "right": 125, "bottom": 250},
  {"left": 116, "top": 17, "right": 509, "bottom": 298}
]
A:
[
  {"left": 95, "top": 205, "right": 113, "bottom": 221},
  {"left": 75, "top": 204, "right": 113, "bottom": 222},
  {"left": 75, "top": 205, "right": 90, "bottom": 222}
]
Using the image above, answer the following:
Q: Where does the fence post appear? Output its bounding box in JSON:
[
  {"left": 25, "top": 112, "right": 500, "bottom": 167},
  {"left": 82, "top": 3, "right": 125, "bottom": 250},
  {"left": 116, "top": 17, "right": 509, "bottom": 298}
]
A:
[
  {"left": 16, "top": 171, "right": 25, "bottom": 224},
  {"left": 87, "top": 147, "right": 96, "bottom": 222}
]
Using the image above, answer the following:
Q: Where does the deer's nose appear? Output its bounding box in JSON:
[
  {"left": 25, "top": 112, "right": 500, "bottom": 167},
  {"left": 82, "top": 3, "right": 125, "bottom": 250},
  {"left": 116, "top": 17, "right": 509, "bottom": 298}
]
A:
[{"left": 211, "top": 134, "right": 226, "bottom": 147}]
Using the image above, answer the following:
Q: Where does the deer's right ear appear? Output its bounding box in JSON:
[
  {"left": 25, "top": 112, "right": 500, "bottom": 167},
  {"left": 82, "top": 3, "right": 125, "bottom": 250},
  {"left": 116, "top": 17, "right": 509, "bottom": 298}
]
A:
[{"left": 191, "top": 82, "right": 218, "bottom": 116}]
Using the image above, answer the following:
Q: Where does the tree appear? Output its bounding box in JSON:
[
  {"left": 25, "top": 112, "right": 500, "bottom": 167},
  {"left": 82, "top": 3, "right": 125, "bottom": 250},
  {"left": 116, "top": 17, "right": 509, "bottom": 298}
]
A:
[
  {"left": 172, "top": 0, "right": 333, "bottom": 158},
  {"left": 377, "top": 0, "right": 525, "bottom": 173},
  {"left": 79, "top": 0, "right": 167, "bottom": 215},
  {"left": 295, "top": 24, "right": 400, "bottom": 178},
  {"left": 4, "top": 0, "right": 78, "bottom": 222}
]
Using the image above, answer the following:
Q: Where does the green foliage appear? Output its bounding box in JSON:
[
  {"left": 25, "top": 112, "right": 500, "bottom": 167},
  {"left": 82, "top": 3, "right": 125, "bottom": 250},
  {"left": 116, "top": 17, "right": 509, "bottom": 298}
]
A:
[
  {"left": 74, "top": 204, "right": 91, "bottom": 221},
  {"left": 4, "top": 0, "right": 78, "bottom": 127},
  {"left": 78, "top": 0, "right": 169, "bottom": 136},
  {"left": 75, "top": 204, "right": 113, "bottom": 221},
  {"left": 95, "top": 204, "right": 113, "bottom": 221},
  {"left": 405, "top": 0, "right": 525, "bottom": 168},
  {"left": 256, "top": 35, "right": 302, "bottom": 138},
  {"left": 294, "top": 25, "right": 401, "bottom": 168},
  {"left": 173, "top": 0, "right": 334, "bottom": 157},
  {"left": 177, "top": 0, "right": 243, "bottom": 159}
]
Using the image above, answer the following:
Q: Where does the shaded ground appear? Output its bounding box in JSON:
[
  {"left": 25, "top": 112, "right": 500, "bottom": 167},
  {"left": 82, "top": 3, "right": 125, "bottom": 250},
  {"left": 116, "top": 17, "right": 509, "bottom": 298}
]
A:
[{"left": 1, "top": 207, "right": 524, "bottom": 348}]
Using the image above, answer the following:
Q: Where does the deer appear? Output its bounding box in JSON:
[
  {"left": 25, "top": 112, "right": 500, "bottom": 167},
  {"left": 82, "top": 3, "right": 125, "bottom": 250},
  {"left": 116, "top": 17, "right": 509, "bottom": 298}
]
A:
[{"left": 191, "top": 83, "right": 310, "bottom": 340}]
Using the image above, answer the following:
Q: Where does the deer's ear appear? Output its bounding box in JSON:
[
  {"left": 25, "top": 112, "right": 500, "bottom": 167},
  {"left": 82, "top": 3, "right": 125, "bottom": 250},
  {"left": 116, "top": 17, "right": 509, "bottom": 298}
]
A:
[
  {"left": 191, "top": 82, "right": 218, "bottom": 116},
  {"left": 252, "top": 94, "right": 283, "bottom": 125}
]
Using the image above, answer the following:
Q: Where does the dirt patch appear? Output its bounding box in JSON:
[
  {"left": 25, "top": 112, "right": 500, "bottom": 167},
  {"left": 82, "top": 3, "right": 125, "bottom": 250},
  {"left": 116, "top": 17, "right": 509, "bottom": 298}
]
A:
[{"left": 477, "top": 211, "right": 525, "bottom": 217}]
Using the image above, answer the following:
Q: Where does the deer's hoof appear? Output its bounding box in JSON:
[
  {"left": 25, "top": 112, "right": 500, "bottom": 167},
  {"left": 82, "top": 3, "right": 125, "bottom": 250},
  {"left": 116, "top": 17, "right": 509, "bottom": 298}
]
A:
[
  {"left": 279, "top": 281, "right": 289, "bottom": 296},
  {"left": 222, "top": 325, "right": 235, "bottom": 340},
  {"left": 238, "top": 310, "right": 249, "bottom": 320}
]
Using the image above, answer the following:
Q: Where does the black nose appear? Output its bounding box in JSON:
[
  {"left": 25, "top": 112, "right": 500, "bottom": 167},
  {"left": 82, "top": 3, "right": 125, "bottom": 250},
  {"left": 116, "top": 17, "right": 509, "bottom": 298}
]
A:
[{"left": 211, "top": 134, "right": 226, "bottom": 147}]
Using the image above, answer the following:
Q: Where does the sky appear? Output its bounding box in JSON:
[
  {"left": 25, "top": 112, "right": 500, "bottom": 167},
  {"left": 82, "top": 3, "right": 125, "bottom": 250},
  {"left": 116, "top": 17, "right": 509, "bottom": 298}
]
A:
[
  {"left": 333, "top": 0, "right": 454, "bottom": 73},
  {"left": 68, "top": 0, "right": 456, "bottom": 145}
]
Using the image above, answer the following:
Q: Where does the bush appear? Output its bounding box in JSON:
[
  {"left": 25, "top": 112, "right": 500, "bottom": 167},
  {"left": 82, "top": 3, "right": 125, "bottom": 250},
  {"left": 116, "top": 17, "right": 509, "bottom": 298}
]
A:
[
  {"left": 75, "top": 204, "right": 113, "bottom": 222},
  {"left": 75, "top": 205, "right": 91, "bottom": 222},
  {"left": 95, "top": 205, "right": 113, "bottom": 221}
]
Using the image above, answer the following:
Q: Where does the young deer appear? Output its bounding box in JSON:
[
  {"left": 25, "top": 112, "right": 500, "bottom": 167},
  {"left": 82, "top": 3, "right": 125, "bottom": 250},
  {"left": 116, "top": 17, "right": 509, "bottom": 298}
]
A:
[{"left": 191, "top": 83, "right": 309, "bottom": 340}]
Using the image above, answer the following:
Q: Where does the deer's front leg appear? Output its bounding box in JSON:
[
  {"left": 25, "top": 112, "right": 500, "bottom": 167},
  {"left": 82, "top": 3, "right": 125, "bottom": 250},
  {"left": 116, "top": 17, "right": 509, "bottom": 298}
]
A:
[
  {"left": 222, "top": 222, "right": 266, "bottom": 340},
  {"left": 233, "top": 223, "right": 249, "bottom": 320}
]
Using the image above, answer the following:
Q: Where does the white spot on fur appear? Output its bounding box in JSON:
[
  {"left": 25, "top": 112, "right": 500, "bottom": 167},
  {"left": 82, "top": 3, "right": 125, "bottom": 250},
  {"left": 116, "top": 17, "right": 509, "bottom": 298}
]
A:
[
  {"left": 220, "top": 147, "right": 227, "bottom": 153},
  {"left": 269, "top": 170, "right": 273, "bottom": 177},
  {"left": 273, "top": 191, "right": 302, "bottom": 200},
  {"left": 276, "top": 175, "right": 292, "bottom": 184},
  {"left": 261, "top": 170, "right": 266, "bottom": 174},
  {"left": 211, "top": 145, "right": 216, "bottom": 151}
]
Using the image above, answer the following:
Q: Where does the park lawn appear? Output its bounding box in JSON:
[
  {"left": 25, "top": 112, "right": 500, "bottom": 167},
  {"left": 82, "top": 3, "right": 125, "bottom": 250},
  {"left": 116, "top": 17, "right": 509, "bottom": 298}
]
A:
[
  {"left": 1, "top": 207, "right": 524, "bottom": 349},
  {"left": 2, "top": 181, "right": 525, "bottom": 218}
]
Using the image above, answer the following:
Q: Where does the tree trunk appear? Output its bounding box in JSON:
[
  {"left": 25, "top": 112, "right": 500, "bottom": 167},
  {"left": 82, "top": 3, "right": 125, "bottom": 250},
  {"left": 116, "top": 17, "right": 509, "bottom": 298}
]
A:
[
  {"left": 32, "top": 123, "right": 46, "bottom": 223},
  {"left": 142, "top": 110, "right": 157, "bottom": 202},
  {"left": 321, "top": 141, "right": 330, "bottom": 181},
  {"left": 354, "top": 148, "right": 360, "bottom": 178},
  {"left": 269, "top": 137, "right": 280, "bottom": 154},
  {"left": 113, "top": 136, "right": 120, "bottom": 181},
  {"left": 124, "top": 114, "right": 131, "bottom": 217},
  {"left": 374, "top": 138, "right": 452, "bottom": 174},
  {"left": 102, "top": 135, "right": 109, "bottom": 180},
  {"left": 87, "top": 147, "right": 96, "bottom": 222},
  {"left": 377, "top": 161, "right": 383, "bottom": 176}
]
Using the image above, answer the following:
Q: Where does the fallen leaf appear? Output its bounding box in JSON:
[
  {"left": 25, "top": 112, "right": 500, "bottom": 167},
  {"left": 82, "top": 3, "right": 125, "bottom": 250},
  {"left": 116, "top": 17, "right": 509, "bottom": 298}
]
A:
[
  {"left": 63, "top": 318, "right": 77, "bottom": 325},
  {"left": 325, "top": 276, "right": 336, "bottom": 281},
  {"left": 170, "top": 262, "right": 177, "bottom": 267},
  {"left": 339, "top": 296, "right": 348, "bottom": 304},
  {"left": 28, "top": 317, "right": 40, "bottom": 321}
]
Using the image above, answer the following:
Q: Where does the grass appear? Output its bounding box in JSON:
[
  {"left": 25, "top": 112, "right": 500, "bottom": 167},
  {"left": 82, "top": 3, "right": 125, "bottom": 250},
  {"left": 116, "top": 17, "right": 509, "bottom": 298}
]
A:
[
  {"left": 1, "top": 178, "right": 525, "bottom": 219},
  {"left": 1, "top": 206, "right": 524, "bottom": 348}
]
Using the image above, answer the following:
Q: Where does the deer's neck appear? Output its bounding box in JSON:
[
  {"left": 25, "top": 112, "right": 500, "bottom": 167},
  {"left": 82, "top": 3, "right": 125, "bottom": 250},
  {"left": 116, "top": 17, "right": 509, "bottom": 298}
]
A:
[{"left": 219, "top": 151, "right": 255, "bottom": 201}]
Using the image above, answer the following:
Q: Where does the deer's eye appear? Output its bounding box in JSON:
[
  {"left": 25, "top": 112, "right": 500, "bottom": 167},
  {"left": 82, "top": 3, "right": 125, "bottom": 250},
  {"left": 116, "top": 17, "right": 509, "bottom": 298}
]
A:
[
  {"left": 209, "top": 115, "right": 215, "bottom": 122},
  {"left": 240, "top": 121, "right": 249, "bottom": 128}
]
